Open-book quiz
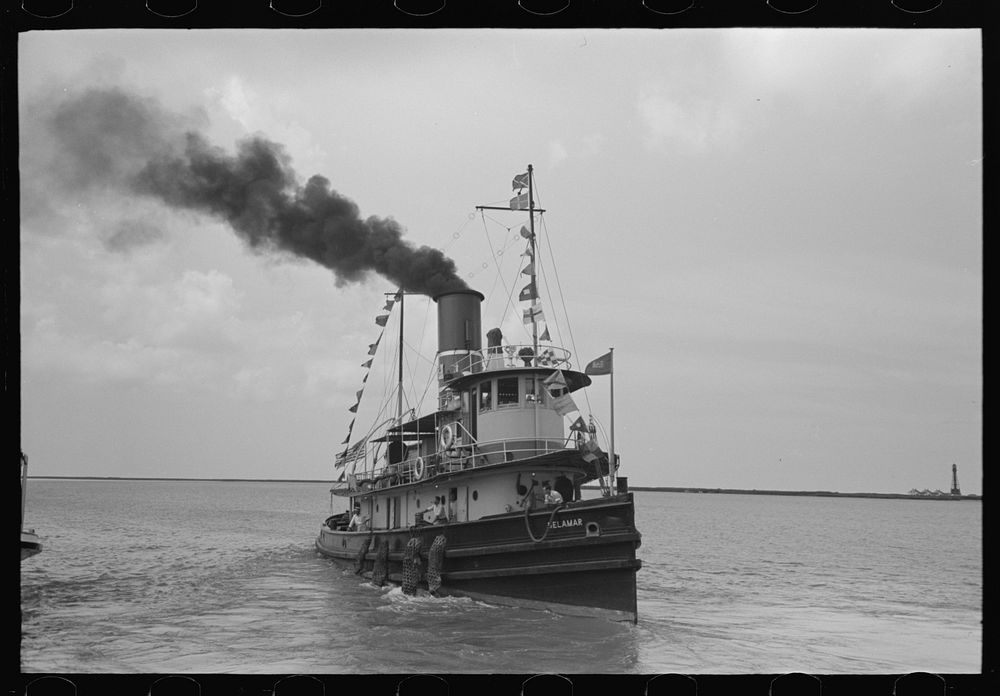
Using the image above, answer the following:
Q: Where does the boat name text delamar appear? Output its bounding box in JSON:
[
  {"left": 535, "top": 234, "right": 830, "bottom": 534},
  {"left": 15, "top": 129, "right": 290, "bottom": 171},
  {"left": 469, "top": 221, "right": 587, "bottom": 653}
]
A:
[{"left": 547, "top": 517, "right": 584, "bottom": 529}]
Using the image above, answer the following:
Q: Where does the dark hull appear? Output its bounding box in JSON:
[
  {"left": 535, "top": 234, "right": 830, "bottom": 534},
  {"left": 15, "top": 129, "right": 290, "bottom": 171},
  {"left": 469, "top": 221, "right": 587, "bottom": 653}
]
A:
[{"left": 316, "top": 493, "right": 641, "bottom": 622}]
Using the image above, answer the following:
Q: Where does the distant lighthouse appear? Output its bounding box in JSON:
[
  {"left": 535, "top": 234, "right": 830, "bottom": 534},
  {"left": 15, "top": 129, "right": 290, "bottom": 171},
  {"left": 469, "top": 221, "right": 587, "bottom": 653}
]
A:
[{"left": 950, "top": 464, "right": 962, "bottom": 496}]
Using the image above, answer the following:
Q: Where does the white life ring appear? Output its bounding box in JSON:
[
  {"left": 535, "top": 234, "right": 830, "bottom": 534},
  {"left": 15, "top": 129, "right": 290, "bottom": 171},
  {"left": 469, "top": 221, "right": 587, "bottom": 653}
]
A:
[
  {"left": 414, "top": 457, "right": 426, "bottom": 480},
  {"left": 440, "top": 424, "right": 455, "bottom": 450}
]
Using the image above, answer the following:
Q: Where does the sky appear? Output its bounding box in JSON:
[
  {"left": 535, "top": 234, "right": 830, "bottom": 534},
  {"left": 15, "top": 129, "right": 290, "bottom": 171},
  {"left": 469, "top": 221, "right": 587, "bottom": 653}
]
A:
[{"left": 17, "top": 29, "right": 981, "bottom": 494}]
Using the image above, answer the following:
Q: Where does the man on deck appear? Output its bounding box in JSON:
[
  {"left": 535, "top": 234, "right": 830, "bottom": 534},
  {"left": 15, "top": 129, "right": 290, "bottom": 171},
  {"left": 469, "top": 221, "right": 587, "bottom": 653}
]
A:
[{"left": 543, "top": 483, "right": 563, "bottom": 505}]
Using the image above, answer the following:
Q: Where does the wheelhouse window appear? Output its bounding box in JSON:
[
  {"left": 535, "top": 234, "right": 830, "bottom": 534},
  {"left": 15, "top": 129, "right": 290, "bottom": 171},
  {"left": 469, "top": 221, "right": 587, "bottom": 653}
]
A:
[
  {"left": 478, "top": 381, "right": 493, "bottom": 412},
  {"left": 497, "top": 377, "right": 519, "bottom": 408}
]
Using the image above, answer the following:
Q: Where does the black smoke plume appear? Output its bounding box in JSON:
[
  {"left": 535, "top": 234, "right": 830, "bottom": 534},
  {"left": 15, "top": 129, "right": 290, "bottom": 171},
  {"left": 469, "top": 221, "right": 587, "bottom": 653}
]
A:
[{"left": 48, "top": 87, "right": 468, "bottom": 297}]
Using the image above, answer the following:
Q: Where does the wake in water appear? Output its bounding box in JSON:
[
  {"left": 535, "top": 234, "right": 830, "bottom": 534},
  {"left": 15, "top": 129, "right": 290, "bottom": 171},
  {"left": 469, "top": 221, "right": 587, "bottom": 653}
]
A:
[{"left": 373, "top": 585, "right": 501, "bottom": 616}]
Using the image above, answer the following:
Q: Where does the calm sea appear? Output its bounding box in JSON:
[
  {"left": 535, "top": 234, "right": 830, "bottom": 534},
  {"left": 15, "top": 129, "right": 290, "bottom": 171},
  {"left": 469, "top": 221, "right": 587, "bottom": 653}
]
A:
[{"left": 19, "top": 480, "right": 981, "bottom": 675}]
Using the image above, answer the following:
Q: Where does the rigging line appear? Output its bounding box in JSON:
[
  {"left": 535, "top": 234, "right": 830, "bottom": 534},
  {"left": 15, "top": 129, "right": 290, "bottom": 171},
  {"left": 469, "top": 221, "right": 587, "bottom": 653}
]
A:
[
  {"left": 403, "top": 363, "right": 427, "bottom": 426},
  {"left": 482, "top": 196, "right": 517, "bottom": 209},
  {"left": 476, "top": 213, "right": 504, "bottom": 309},
  {"left": 415, "top": 295, "right": 439, "bottom": 413},
  {"left": 400, "top": 329, "right": 421, "bottom": 418},
  {"left": 475, "top": 217, "right": 517, "bottom": 261},
  {"left": 493, "top": 218, "right": 531, "bottom": 343},
  {"left": 355, "top": 415, "right": 398, "bottom": 479},
  {"left": 490, "top": 227, "right": 517, "bottom": 326},
  {"left": 370, "top": 379, "right": 396, "bottom": 435},
  {"left": 399, "top": 351, "right": 414, "bottom": 421},
  {"left": 496, "top": 220, "right": 525, "bottom": 332},
  {"left": 363, "top": 317, "right": 398, "bottom": 442},
  {"left": 343, "top": 297, "right": 395, "bottom": 442},
  {"left": 416, "top": 292, "right": 432, "bottom": 369},
  {"left": 472, "top": 216, "right": 528, "bottom": 273},
  {"left": 415, "top": 358, "right": 438, "bottom": 417},
  {"left": 534, "top": 233, "right": 555, "bottom": 333},
  {"left": 378, "top": 329, "right": 396, "bottom": 408},
  {"left": 541, "top": 216, "right": 591, "bottom": 409},
  {"left": 534, "top": 222, "right": 567, "bottom": 347},
  {"left": 483, "top": 255, "right": 504, "bottom": 315},
  {"left": 529, "top": 214, "right": 557, "bottom": 346},
  {"left": 438, "top": 211, "right": 477, "bottom": 256},
  {"left": 401, "top": 338, "right": 438, "bottom": 367},
  {"left": 468, "top": 237, "right": 526, "bottom": 286},
  {"left": 479, "top": 210, "right": 518, "bottom": 330},
  {"left": 538, "top": 213, "right": 593, "bottom": 414},
  {"left": 401, "top": 337, "right": 437, "bottom": 417},
  {"left": 480, "top": 211, "right": 516, "bottom": 229},
  {"left": 397, "top": 294, "right": 434, "bottom": 420}
]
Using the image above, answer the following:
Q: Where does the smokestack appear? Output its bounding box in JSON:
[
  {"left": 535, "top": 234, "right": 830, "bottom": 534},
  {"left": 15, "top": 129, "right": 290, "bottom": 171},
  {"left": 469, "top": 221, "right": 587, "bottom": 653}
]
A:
[
  {"left": 434, "top": 289, "right": 484, "bottom": 382},
  {"left": 45, "top": 87, "right": 468, "bottom": 298}
]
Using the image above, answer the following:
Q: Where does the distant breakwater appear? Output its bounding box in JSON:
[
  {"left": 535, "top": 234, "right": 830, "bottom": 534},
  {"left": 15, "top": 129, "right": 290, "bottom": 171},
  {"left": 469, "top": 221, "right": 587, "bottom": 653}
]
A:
[{"left": 597, "top": 485, "right": 982, "bottom": 501}]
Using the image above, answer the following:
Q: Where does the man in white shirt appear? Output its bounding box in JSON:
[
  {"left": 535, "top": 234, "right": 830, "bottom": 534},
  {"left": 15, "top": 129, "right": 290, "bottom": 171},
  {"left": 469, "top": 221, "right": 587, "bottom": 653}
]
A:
[
  {"left": 348, "top": 507, "right": 367, "bottom": 531},
  {"left": 426, "top": 496, "right": 449, "bottom": 524},
  {"left": 543, "top": 484, "right": 563, "bottom": 505}
]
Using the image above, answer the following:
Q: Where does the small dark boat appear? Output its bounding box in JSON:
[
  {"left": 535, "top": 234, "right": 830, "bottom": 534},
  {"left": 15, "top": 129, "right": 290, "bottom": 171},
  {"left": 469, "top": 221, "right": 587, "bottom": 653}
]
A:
[
  {"left": 21, "top": 452, "right": 42, "bottom": 560},
  {"left": 315, "top": 166, "right": 640, "bottom": 622}
]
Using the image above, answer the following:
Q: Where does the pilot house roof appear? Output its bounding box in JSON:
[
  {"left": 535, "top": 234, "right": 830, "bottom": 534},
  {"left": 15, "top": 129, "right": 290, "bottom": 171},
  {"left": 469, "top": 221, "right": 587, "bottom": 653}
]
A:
[{"left": 443, "top": 367, "right": 592, "bottom": 393}]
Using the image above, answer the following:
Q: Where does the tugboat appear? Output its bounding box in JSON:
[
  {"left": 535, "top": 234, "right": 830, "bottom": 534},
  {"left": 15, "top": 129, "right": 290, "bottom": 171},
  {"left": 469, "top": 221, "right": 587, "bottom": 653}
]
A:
[
  {"left": 21, "top": 452, "right": 42, "bottom": 560},
  {"left": 315, "top": 166, "right": 641, "bottom": 622}
]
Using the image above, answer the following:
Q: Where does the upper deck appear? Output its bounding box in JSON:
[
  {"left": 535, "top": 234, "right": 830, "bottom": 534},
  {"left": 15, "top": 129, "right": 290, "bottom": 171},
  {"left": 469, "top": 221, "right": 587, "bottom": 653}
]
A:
[{"left": 441, "top": 343, "right": 591, "bottom": 393}]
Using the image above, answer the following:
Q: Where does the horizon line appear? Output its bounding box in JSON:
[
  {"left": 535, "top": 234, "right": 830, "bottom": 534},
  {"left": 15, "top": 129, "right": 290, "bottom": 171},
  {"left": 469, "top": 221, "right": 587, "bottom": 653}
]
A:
[{"left": 24, "top": 476, "right": 982, "bottom": 499}]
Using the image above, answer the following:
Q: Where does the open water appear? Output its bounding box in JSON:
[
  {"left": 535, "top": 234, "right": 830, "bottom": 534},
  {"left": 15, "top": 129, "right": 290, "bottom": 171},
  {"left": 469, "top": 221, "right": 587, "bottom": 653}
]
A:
[{"left": 19, "top": 480, "right": 981, "bottom": 675}]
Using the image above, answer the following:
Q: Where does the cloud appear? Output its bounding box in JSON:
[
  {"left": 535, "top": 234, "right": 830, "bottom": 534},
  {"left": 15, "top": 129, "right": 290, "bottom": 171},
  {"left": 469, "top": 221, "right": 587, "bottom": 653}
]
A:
[
  {"left": 723, "top": 29, "right": 978, "bottom": 111},
  {"left": 214, "top": 75, "right": 256, "bottom": 131},
  {"left": 23, "top": 316, "right": 200, "bottom": 387},
  {"left": 867, "top": 30, "right": 980, "bottom": 106},
  {"left": 547, "top": 141, "right": 568, "bottom": 168},
  {"left": 22, "top": 268, "right": 242, "bottom": 384},
  {"left": 546, "top": 133, "right": 605, "bottom": 169},
  {"left": 636, "top": 87, "right": 741, "bottom": 152},
  {"left": 98, "top": 269, "right": 241, "bottom": 348},
  {"left": 205, "top": 75, "right": 330, "bottom": 173},
  {"left": 581, "top": 132, "right": 605, "bottom": 156},
  {"left": 21, "top": 265, "right": 364, "bottom": 404},
  {"left": 104, "top": 218, "right": 167, "bottom": 252}
]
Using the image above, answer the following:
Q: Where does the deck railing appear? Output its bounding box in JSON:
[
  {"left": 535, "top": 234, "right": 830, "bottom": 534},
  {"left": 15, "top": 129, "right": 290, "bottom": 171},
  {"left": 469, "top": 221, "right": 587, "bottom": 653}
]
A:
[
  {"left": 451, "top": 344, "right": 574, "bottom": 375},
  {"left": 331, "top": 435, "right": 585, "bottom": 494}
]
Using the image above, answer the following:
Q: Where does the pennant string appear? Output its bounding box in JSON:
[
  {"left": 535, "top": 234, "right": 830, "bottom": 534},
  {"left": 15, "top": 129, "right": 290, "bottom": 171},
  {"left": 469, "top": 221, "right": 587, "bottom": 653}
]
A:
[{"left": 338, "top": 298, "right": 395, "bottom": 466}]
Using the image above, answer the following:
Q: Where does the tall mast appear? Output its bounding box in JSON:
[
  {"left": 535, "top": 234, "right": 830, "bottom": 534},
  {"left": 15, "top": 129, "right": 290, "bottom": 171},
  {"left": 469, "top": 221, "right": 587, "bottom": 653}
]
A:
[
  {"left": 396, "top": 289, "right": 404, "bottom": 439},
  {"left": 473, "top": 165, "right": 546, "bottom": 358},
  {"left": 609, "top": 347, "right": 616, "bottom": 494},
  {"left": 528, "top": 164, "right": 538, "bottom": 362},
  {"left": 527, "top": 165, "right": 540, "bottom": 446}
]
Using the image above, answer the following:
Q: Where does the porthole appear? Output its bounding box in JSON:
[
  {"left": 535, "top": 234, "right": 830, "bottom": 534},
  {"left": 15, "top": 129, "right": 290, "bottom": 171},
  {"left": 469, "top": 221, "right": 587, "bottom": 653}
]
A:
[{"left": 472, "top": 490, "right": 479, "bottom": 501}]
